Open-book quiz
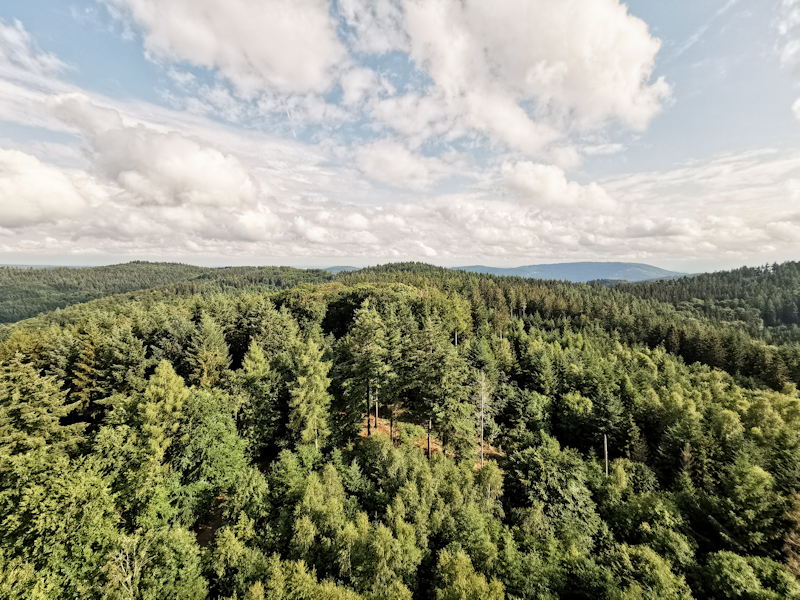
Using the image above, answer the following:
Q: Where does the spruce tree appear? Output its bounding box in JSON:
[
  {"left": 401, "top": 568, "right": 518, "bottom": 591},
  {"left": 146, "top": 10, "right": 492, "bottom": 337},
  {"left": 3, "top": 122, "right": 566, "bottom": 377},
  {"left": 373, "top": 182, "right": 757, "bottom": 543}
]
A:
[
  {"left": 188, "top": 312, "right": 231, "bottom": 388},
  {"left": 232, "top": 341, "right": 280, "bottom": 460},
  {"left": 339, "top": 301, "right": 391, "bottom": 437},
  {"left": 288, "top": 337, "right": 332, "bottom": 451},
  {"left": 0, "top": 353, "right": 84, "bottom": 456}
]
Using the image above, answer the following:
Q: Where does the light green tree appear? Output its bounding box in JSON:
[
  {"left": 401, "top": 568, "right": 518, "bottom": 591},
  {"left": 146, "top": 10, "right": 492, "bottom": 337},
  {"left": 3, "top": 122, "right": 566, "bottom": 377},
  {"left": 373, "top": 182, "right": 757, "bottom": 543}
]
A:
[{"left": 289, "top": 337, "right": 332, "bottom": 451}]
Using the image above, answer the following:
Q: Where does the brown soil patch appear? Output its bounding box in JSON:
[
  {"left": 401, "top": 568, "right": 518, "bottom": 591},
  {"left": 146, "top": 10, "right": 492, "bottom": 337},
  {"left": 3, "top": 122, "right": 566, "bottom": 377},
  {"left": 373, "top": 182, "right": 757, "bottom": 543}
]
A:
[{"left": 357, "top": 414, "right": 505, "bottom": 466}]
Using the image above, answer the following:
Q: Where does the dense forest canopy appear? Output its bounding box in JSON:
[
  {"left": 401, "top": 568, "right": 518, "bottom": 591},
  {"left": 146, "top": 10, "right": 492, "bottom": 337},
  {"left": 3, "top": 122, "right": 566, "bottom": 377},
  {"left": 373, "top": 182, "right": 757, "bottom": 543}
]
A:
[
  {"left": 0, "top": 262, "right": 335, "bottom": 324},
  {"left": 1, "top": 261, "right": 800, "bottom": 599},
  {"left": 616, "top": 261, "right": 800, "bottom": 345}
]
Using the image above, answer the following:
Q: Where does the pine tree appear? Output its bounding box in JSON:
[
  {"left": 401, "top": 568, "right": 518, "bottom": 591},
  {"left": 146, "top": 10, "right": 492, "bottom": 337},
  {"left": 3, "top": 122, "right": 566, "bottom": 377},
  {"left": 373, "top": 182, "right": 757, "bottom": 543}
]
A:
[
  {"left": 139, "top": 360, "right": 190, "bottom": 463},
  {"left": 107, "top": 323, "right": 148, "bottom": 394},
  {"left": 232, "top": 341, "right": 280, "bottom": 460},
  {"left": 0, "top": 353, "right": 84, "bottom": 456},
  {"left": 288, "top": 337, "right": 332, "bottom": 451},
  {"left": 188, "top": 312, "right": 231, "bottom": 388},
  {"left": 71, "top": 325, "right": 106, "bottom": 419},
  {"left": 339, "top": 301, "right": 391, "bottom": 437}
]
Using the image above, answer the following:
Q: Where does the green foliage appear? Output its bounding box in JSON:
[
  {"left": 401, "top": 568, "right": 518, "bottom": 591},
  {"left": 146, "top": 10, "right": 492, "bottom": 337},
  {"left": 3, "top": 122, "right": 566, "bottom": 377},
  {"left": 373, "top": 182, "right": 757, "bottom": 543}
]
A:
[
  {"left": 3, "top": 261, "right": 800, "bottom": 598},
  {"left": 288, "top": 337, "right": 333, "bottom": 451},
  {"left": 0, "top": 354, "right": 84, "bottom": 456}
]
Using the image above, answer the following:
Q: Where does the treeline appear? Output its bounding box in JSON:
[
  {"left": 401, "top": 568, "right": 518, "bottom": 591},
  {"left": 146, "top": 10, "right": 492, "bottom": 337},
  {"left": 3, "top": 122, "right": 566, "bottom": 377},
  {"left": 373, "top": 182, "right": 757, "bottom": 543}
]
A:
[
  {"left": 2, "top": 268, "right": 800, "bottom": 598},
  {"left": 0, "top": 262, "right": 334, "bottom": 324},
  {"left": 341, "top": 263, "right": 800, "bottom": 391},
  {"left": 616, "top": 262, "right": 800, "bottom": 344}
]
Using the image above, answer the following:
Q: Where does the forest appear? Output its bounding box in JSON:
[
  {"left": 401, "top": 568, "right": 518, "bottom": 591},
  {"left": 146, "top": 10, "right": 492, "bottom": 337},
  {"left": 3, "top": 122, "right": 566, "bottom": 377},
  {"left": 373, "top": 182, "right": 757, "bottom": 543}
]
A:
[
  {"left": 0, "top": 262, "right": 335, "bottom": 324},
  {"left": 1, "top": 261, "right": 800, "bottom": 599}
]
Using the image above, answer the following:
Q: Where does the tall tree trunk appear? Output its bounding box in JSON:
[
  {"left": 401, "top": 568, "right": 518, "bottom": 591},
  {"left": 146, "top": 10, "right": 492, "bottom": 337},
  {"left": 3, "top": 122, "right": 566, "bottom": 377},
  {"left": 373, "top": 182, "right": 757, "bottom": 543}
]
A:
[
  {"left": 428, "top": 417, "right": 432, "bottom": 460},
  {"left": 366, "top": 380, "right": 371, "bottom": 436},
  {"left": 375, "top": 389, "right": 379, "bottom": 431},
  {"left": 480, "top": 379, "right": 485, "bottom": 467}
]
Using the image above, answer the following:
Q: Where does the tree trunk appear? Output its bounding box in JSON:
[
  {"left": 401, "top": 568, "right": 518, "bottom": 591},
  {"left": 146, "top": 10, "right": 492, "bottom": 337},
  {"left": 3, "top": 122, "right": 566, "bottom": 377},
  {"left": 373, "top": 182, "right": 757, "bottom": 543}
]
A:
[
  {"left": 427, "top": 417, "right": 432, "bottom": 460},
  {"left": 480, "top": 382, "right": 485, "bottom": 467},
  {"left": 375, "top": 390, "right": 379, "bottom": 432},
  {"left": 366, "top": 380, "right": 371, "bottom": 436}
]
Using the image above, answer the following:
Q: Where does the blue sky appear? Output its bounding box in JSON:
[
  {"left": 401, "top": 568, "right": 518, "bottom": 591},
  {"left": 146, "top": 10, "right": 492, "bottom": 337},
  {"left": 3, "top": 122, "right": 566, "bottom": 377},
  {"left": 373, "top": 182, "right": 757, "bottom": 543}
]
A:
[{"left": 0, "top": 0, "right": 798, "bottom": 271}]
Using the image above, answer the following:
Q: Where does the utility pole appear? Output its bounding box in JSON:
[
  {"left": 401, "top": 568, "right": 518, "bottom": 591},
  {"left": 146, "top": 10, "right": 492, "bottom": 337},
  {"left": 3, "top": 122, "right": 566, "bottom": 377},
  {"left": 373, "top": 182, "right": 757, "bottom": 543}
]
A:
[{"left": 604, "top": 433, "right": 609, "bottom": 477}]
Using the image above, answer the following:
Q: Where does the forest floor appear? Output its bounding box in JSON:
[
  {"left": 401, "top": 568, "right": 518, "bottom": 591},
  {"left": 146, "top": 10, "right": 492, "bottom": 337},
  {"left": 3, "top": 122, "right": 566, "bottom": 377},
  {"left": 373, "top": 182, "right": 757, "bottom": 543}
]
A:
[{"left": 358, "top": 415, "right": 504, "bottom": 468}]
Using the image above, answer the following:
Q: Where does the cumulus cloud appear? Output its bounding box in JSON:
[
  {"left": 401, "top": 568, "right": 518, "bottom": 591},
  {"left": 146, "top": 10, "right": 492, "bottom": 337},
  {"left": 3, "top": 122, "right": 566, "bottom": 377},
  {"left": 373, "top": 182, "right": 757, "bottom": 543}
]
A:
[
  {"left": 0, "top": 148, "right": 89, "bottom": 227},
  {"left": 503, "top": 161, "right": 619, "bottom": 212},
  {"left": 406, "top": 0, "right": 668, "bottom": 125},
  {"left": 3, "top": 10, "right": 797, "bottom": 269},
  {"left": 777, "top": 0, "right": 800, "bottom": 119},
  {"left": 371, "top": 0, "right": 671, "bottom": 153},
  {"left": 103, "top": 0, "right": 346, "bottom": 95},
  {"left": 99, "top": 0, "right": 669, "bottom": 159},
  {"left": 356, "top": 140, "right": 452, "bottom": 190},
  {"left": 52, "top": 94, "right": 261, "bottom": 207},
  {"left": 340, "top": 0, "right": 409, "bottom": 55}
]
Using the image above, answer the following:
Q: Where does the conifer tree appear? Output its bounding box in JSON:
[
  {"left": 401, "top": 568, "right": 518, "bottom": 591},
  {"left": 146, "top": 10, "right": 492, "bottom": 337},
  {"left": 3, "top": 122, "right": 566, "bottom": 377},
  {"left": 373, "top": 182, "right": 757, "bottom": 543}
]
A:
[
  {"left": 71, "top": 325, "right": 106, "bottom": 419},
  {"left": 288, "top": 337, "right": 332, "bottom": 451},
  {"left": 339, "top": 301, "right": 391, "bottom": 436},
  {"left": 139, "top": 360, "right": 190, "bottom": 463},
  {"left": 188, "top": 312, "right": 231, "bottom": 388},
  {"left": 232, "top": 341, "right": 280, "bottom": 460},
  {"left": 0, "top": 353, "right": 84, "bottom": 456}
]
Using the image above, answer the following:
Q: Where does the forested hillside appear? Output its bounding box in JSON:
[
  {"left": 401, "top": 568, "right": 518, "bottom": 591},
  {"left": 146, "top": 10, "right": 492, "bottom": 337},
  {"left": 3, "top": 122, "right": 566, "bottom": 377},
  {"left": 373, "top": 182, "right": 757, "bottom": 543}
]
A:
[
  {"left": 0, "top": 262, "right": 334, "bottom": 324},
  {"left": 616, "top": 262, "right": 800, "bottom": 344},
  {"left": 2, "top": 263, "right": 800, "bottom": 599}
]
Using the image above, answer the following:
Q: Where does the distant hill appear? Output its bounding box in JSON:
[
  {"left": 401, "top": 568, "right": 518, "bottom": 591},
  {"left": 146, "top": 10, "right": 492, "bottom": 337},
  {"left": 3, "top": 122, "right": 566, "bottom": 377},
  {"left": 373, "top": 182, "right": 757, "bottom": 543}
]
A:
[
  {"left": 323, "top": 266, "right": 359, "bottom": 274},
  {"left": 0, "top": 262, "right": 333, "bottom": 324},
  {"left": 451, "top": 262, "right": 688, "bottom": 283}
]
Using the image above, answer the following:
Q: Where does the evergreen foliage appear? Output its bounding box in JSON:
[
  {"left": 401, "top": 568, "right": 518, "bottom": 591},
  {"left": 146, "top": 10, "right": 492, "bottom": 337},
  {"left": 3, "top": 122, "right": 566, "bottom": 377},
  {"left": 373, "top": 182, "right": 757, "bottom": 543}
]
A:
[{"left": 2, "top": 260, "right": 800, "bottom": 598}]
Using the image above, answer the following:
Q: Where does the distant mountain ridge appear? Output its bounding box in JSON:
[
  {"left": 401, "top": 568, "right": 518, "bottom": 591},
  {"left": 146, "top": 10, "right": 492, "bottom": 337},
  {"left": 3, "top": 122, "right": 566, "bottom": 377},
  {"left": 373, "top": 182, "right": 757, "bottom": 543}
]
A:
[{"left": 451, "top": 262, "right": 689, "bottom": 283}]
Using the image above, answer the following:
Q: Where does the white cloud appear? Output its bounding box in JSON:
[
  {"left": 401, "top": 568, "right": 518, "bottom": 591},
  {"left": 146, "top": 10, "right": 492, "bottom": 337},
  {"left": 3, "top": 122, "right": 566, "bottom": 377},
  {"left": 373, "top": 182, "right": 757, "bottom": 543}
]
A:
[
  {"left": 356, "top": 140, "right": 452, "bottom": 190},
  {"left": 0, "top": 19, "right": 65, "bottom": 75},
  {"left": 387, "top": 0, "right": 670, "bottom": 153},
  {"left": 339, "top": 0, "right": 409, "bottom": 55},
  {"left": 52, "top": 94, "right": 261, "bottom": 207},
  {"left": 503, "top": 161, "right": 619, "bottom": 212},
  {"left": 0, "top": 148, "right": 89, "bottom": 227},
  {"left": 777, "top": 0, "right": 800, "bottom": 120},
  {"left": 104, "top": 0, "right": 346, "bottom": 95}
]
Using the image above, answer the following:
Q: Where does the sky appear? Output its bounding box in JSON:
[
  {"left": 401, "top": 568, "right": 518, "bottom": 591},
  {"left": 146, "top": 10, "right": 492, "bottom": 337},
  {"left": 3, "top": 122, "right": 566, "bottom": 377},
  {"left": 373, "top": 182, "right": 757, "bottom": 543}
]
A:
[{"left": 0, "top": 0, "right": 799, "bottom": 272}]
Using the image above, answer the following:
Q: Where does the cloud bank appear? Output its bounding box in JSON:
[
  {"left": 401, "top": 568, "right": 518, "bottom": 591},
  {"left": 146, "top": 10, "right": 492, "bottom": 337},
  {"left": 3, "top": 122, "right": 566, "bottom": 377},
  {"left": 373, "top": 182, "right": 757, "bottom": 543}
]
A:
[{"left": 0, "top": 6, "right": 797, "bottom": 268}]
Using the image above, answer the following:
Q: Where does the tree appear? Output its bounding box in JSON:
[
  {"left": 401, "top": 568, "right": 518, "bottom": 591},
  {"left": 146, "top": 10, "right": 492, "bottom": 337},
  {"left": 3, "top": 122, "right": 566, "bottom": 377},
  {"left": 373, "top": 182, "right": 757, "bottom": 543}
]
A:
[
  {"left": 231, "top": 341, "right": 281, "bottom": 460},
  {"left": 0, "top": 353, "right": 84, "bottom": 457},
  {"left": 139, "top": 360, "right": 190, "bottom": 463},
  {"left": 188, "top": 312, "right": 231, "bottom": 388},
  {"left": 288, "top": 337, "right": 332, "bottom": 451},
  {"left": 434, "top": 549, "right": 504, "bottom": 600},
  {"left": 339, "top": 301, "right": 391, "bottom": 437}
]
